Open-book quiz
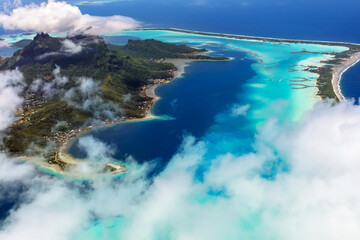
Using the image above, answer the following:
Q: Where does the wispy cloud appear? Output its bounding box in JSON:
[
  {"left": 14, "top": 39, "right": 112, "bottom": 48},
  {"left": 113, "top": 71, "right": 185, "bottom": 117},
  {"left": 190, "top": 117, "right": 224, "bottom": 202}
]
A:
[
  {"left": 28, "top": 65, "right": 121, "bottom": 120},
  {"left": 1, "top": 0, "right": 22, "bottom": 13},
  {"left": 0, "top": 69, "right": 24, "bottom": 131},
  {"left": 62, "top": 39, "right": 83, "bottom": 54},
  {"left": 0, "top": 40, "right": 10, "bottom": 48},
  {"left": 64, "top": 76, "right": 121, "bottom": 120}
]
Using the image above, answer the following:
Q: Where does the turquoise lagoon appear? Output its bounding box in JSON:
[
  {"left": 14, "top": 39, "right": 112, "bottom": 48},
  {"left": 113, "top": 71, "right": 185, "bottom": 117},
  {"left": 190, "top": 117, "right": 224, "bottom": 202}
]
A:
[
  {"left": 70, "top": 31, "right": 349, "bottom": 239},
  {"left": 69, "top": 30, "right": 347, "bottom": 163},
  {"left": 0, "top": 30, "right": 349, "bottom": 238}
]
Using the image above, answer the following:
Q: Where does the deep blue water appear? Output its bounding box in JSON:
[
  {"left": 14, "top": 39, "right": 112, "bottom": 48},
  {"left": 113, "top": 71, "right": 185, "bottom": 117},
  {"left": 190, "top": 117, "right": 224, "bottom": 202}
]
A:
[
  {"left": 2, "top": 0, "right": 360, "bottom": 43},
  {"left": 77, "top": 0, "right": 360, "bottom": 43},
  {"left": 69, "top": 48, "right": 255, "bottom": 167},
  {"left": 0, "top": 0, "right": 358, "bottom": 168},
  {"left": 80, "top": 0, "right": 360, "bottom": 105},
  {"left": 341, "top": 62, "right": 360, "bottom": 104},
  {"left": 0, "top": 0, "right": 359, "bottom": 235}
]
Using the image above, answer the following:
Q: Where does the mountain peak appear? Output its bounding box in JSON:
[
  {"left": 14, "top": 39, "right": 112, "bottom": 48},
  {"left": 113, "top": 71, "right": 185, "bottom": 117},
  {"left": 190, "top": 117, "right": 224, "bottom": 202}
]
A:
[{"left": 34, "top": 32, "right": 51, "bottom": 41}]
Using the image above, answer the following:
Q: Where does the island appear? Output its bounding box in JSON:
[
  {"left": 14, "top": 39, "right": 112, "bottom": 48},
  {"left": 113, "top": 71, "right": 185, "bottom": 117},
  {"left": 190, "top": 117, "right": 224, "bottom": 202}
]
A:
[
  {"left": 1, "top": 29, "right": 360, "bottom": 178},
  {"left": 0, "top": 32, "right": 229, "bottom": 177},
  {"left": 145, "top": 28, "right": 360, "bottom": 100}
]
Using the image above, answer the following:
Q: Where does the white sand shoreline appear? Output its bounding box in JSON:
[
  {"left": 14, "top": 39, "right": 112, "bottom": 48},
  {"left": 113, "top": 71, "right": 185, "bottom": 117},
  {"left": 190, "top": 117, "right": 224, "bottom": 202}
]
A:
[{"left": 332, "top": 53, "right": 360, "bottom": 101}]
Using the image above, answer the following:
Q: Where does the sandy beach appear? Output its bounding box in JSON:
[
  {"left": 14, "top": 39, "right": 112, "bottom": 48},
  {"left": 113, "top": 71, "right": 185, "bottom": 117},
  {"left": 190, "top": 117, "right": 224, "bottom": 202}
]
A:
[{"left": 332, "top": 52, "right": 360, "bottom": 101}]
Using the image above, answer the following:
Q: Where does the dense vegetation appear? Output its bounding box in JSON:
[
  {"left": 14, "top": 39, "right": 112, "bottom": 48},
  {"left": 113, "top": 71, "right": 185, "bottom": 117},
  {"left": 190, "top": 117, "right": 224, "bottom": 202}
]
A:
[
  {"left": 0, "top": 33, "right": 227, "bottom": 156},
  {"left": 108, "top": 39, "right": 228, "bottom": 60}
]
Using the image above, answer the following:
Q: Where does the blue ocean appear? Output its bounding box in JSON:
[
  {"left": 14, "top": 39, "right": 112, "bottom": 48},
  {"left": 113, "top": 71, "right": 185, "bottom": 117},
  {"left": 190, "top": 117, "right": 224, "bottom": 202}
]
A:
[
  {"left": 77, "top": 0, "right": 360, "bottom": 43},
  {"left": 84, "top": 0, "right": 360, "bottom": 107},
  {"left": 341, "top": 62, "right": 360, "bottom": 104},
  {"left": 0, "top": 0, "right": 360, "bottom": 238},
  {"left": 2, "top": 0, "right": 360, "bottom": 102},
  {"left": 79, "top": 0, "right": 360, "bottom": 106}
]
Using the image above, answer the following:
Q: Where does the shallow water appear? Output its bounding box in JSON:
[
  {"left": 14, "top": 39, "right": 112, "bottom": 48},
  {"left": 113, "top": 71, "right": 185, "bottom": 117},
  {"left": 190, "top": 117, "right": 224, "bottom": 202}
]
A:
[
  {"left": 68, "top": 30, "right": 346, "bottom": 170},
  {"left": 0, "top": 29, "right": 349, "bottom": 238},
  {"left": 0, "top": 1, "right": 359, "bottom": 237},
  {"left": 0, "top": 27, "right": 352, "bottom": 240}
]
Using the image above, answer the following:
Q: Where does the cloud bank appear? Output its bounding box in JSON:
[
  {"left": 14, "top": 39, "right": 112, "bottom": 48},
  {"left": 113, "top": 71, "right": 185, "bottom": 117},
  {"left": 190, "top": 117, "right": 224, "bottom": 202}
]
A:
[
  {"left": 0, "top": 0, "right": 140, "bottom": 35},
  {"left": 1, "top": 100, "right": 360, "bottom": 239},
  {"left": 0, "top": 69, "right": 25, "bottom": 131},
  {"left": 0, "top": 32, "right": 359, "bottom": 238},
  {"left": 0, "top": 40, "right": 10, "bottom": 48}
]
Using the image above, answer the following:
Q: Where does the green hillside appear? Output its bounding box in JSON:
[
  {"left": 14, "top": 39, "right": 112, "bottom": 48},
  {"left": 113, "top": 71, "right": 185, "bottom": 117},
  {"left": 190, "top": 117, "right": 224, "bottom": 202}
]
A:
[{"left": 0, "top": 33, "right": 228, "bottom": 160}]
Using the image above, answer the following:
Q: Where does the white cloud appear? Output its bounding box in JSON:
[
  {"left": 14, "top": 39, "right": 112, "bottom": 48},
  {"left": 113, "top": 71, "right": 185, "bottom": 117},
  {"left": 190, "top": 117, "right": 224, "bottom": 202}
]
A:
[
  {"left": 122, "top": 93, "right": 132, "bottom": 103},
  {"left": 116, "top": 101, "right": 360, "bottom": 240},
  {"left": 52, "top": 65, "right": 69, "bottom": 85},
  {"left": 75, "top": 135, "right": 115, "bottom": 173},
  {"left": 0, "top": 0, "right": 140, "bottom": 35},
  {"left": 35, "top": 39, "right": 86, "bottom": 60},
  {"left": 0, "top": 153, "right": 34, "bottom": 181},
  {"left": 29, "top": 65, "right": 69, "bottom": 96},
  {"left": 62, "top": 39, "right": 83, "bottom": 54},
  {"left": 275, "top": 100, "right": 360, "bottom": 178},
  {"left": 28, "top": 67, "right": 120, "bottom": 120},
  {"left": 0, "top": 181, "right": 90, "bottom": 240},
  {"left": 2, "top": 0, "right": 22, "bottom": 13},
  {"left": 28, "top": 67, "right": 121, "bottom": 120},
  {"left": 0, "top": 40, "right": 10, "bottom": 48},
  {"left": 64, "top": 76, "right": 121, "bottom": 119},
  {"left": 0, "top": 69, "right": 25, "bottom": 131},
  {"left": 2, "top": 97, "right": 360, "bottom": 239},
  {"left": 29, "top": 78, "right": 42, "bottom": 92},
  {"left": 77, "top": 76, "right": 98, "bottom": 96},
  {"left": 79, "top": 136, "right": 114, "bottom": 162}
]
